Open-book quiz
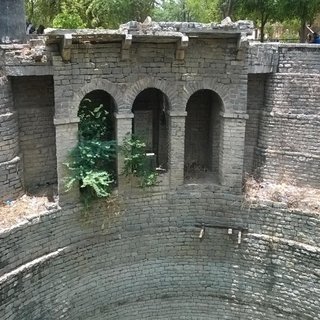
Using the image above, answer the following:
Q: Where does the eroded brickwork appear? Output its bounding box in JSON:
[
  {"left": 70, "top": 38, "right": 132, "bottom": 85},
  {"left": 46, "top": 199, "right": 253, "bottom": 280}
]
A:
[
  {"left": 0, "top": 77, "right": 23, "bottom": 200},
  {"left": 0, "top": 187, "right": 319, "bottom": 319}
]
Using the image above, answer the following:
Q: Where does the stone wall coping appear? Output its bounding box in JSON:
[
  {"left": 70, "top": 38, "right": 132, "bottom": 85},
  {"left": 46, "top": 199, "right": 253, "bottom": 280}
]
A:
[
  {"left": 256, "top": 146, "right": 320, "bottom": 159},
  {"left": 4, "top": 65, "right": 53, "bottom": 76},
  {"left": 0, "top": 156, "right": 20, "bottom": 168},
  {"left": 54, "top": 118, "right": 79, "bottom": 125},
  {"left": 249, "top": 41, "right": 320, "bottom": 51},
  {"left": 0, "top": 112, "right": 15, "bottom": 119},
  {"left": 45, "top": 20, "right": 253, "bottom": 45},
  {"left": 220, "top": 112, "right": 249, "bottom": 119},
  {"left": 168, "top": 111, "right": 187, "bottom": 117},
  {"left": 114, "top": 112, "right": 134, "bottom": 119}
]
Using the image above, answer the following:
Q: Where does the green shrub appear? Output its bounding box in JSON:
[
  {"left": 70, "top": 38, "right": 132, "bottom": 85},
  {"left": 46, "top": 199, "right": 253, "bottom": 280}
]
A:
[
  {"left": 65, "top": 99, "right": 116, "bottom": 202},
  {"left": 122, "top": 135, "right": 158, "bottom": 188},
  {"left": 65, "top": 139, "right": 116, "bottom": 198}
]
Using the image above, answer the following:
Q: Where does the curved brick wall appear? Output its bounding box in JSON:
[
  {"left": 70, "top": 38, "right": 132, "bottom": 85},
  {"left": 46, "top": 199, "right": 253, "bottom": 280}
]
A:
[
  {"left": 255, "top": 73, "right": 320, "bottom": 187},
  {"left": 0, "top": 77, "right": 23, "bottom": 200},
  {"left": 1, "top": 186, "right": 319, "bottom": 319}
]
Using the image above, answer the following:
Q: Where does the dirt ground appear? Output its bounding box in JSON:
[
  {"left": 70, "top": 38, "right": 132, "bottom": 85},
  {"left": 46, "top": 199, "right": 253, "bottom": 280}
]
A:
[
  {"left": 244, "top": 176, "right": 320, "bottom": 213},
  {"left": 0, "top": 185, "right": 58, "bottom": 229},
  {"left": 1, "top": 179, "right": 319, "bottom": 230}
]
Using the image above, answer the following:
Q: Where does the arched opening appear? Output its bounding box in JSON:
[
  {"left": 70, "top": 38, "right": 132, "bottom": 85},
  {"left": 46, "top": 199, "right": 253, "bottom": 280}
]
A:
[
  {"left": 77, "top": 90, "right": 117, "bottom": 187},
  {"left": 184, "top": 89, "right": 223, "bottom": 183},
  {"left": 79, "top": 90, "right": 116, "bottom": 140},
  {"left": 132, "top": 88, "right": 169, "bottom": 170}
]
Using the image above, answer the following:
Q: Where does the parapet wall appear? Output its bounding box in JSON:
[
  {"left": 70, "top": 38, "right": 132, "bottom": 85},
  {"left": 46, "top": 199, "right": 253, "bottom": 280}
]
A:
[{"left": 0, "top": 186, "right": 319, "bottom": 319}]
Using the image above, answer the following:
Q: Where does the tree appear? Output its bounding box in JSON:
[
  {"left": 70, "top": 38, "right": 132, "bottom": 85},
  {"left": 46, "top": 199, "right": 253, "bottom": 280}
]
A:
[
  {"left": 153, "top": 0, "right": 193, "bottom": 22},
  {"left": 236, "top": 0, "right": 279, "bottom": 42},
  {"left": 280, "top": 0, "right": 320, "bottom": 42},
  {"left": 53, "top": 0, "right": 86, "bottom": 28},
  {"left": 85, "top": 0, "right": 156, "bottom": 28},
  {"left": 187, "top": 0, "right": 220, "bottom": 22},
  {"left": 25, "top": 0, "right": 62, "bottom": 27},
  {"left": 26, "top": 0, "right": 157, "bottom": 29},
  {"left": 153, "top": 0, "right": 221, "bottom": 22},
  {"left": 219, "top": 0, "right": 239, "bottom": 19}
]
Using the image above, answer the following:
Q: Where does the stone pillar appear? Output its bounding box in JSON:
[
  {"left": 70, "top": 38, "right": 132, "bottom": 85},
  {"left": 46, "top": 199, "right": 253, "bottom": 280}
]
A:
[
  {"left": 115, "top": 112, "right": 133, "bottom": 192},
  {"left": 168, "top": 111, "right": 187, "bottom": 188},
  {"left": 219, "top": 112, "right": 248, "bottom": 193},
  {"left": 0, "top": 76, "right": 23, "bottom": 201},
  {"left": 54, "top": 120, "right": 79, "bottom": 205},
  {"left": 0, "top": 0, "right": 25, "bottom": 44}
]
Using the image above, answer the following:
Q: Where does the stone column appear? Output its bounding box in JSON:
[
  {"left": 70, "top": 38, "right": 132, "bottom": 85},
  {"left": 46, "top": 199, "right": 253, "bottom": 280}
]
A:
[
  {"left": 115, "top": 112, "right": 133, "bottom": 192},
  {"left": 0, "top": 76, "right": 23, "bottom": 201},
  {"left": 219, "top": 112, "right": 248, "bottom": 193},
  {"left": 54, "top": 119, "right": 79, "bottom": 205},
  {"left": 168, "top": 111, "right": 187, "bottom": 188}
]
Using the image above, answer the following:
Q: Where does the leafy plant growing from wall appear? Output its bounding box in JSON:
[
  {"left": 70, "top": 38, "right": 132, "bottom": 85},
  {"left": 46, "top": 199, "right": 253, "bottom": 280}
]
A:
[
  {"left": 65, "top": 99, "right": 116, "bottom": 203},
  {"left": 122, "top": 135, "right": 158, "bottom": 188}
]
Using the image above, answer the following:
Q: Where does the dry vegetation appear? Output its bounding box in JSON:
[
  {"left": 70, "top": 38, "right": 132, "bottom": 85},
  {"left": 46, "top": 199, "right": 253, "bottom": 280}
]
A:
[
  {"left": 1, "top": 177, "right": 319, "bottom": 229},
  {"left": 0, "top": 187, "right": 58, "bottom": 229},
  {"left": 244, "top": 175, "right": 320, "bottom": 213}
]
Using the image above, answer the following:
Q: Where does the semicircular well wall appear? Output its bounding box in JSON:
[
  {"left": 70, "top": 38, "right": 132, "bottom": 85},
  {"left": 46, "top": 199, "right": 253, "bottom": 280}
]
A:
[{"left": 0, "top": 185, "right": 319, "bottom": 320}]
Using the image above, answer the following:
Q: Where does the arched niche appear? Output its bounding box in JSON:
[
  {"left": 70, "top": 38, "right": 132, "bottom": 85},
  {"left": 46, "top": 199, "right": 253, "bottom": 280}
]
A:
[
  {"left": 184, "top": 89, "right": 224, "bottom": 183},
  {"left": 132, "top": 88, "right": 169, "bottom": 170},
  {"left": 78, "top": 90, "right": 117, "bottom": 184},
  {"left": 79, "top": 90, "right": 116, "bottom": 140}
]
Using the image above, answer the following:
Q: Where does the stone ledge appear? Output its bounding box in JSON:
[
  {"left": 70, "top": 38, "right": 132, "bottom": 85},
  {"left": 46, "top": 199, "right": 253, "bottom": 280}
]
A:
[{"left": 4, "top": 65, "right": 53, "bottom": 76}]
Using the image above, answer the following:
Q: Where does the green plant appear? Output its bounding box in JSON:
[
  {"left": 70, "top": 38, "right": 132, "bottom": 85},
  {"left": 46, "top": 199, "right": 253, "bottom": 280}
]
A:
[
  {"left": 78, "top": 99, "right": 114, "bottom": 141},
  {"left": 65, "top": 139, "right": 116, "bottom": 198},
  {"left": 122, "top": 135, "right": 158, "bottom": 188},
  {"left": 65, "top": 98, "right": 117, "bottom": 203}
]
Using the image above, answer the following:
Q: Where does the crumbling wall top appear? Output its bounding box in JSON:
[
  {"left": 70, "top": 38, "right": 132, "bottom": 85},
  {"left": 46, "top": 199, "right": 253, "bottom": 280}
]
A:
[{"left": 45, "top": 18, "right": 254, "bottom": 44}]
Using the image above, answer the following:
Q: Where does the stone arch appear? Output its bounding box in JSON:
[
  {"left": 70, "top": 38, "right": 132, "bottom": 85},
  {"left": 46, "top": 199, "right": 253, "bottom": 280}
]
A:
[
  {"left": 124, "top": 78, "right": 179, "bottom": 111},
  {"left": 131, "top": 87, "right": 170, "bottom": 169},
  {"left": 71, "top": 79, "right": 126, "bottom": 120},
  {"left": 182, "top": 79, "right": 230, "bottom": 113},
  {"left": 184, "top": 88, "right": 224, "bottom": 183}
]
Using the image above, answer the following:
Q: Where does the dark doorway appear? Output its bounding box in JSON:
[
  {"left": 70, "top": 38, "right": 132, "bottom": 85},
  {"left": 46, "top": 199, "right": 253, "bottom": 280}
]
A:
[
  {"left": 184, "top": 89, "right": 223, "bottom": 183},
  {"left": 132, "top": 88, "right": 169, "bottom": 170}
]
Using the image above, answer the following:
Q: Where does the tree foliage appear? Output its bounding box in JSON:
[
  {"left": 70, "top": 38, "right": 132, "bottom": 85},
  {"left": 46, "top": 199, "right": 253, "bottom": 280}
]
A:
[
  {"left": 236, "top": 0, "right": 279, "bottom": 42},
  {"left": 279, "top": 0, "right": 320, "bottom": 42},
  {"left": 25, "top": 0, "right": 320, "bottom": 42}
]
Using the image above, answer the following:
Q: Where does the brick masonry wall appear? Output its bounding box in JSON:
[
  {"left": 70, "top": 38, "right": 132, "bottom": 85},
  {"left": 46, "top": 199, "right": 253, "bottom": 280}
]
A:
[
  {"left": 0, "top": 186, "right": 319, "bottom": 319},
  {"left": 12, "top": 76, "right": 57, "bottom": 191},
  {"left": 1, "top": 36, "right": 320, "bottom": 320},
  {"left": 278, "top": 45, "right": 320, "bottom": 73},
  {"left": 254, "top": 73, "right": 320, "bottom": 187},
  {"left": 52, "top": 37, "right": 248, "bottom": 195},
  {"left": 0, "top": 76, "right": 23, "bottom": 200}
]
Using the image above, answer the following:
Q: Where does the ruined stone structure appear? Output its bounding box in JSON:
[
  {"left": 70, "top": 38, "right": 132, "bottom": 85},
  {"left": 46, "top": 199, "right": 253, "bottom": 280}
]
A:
[{"left": 0, "top": 9, "right": 319, "bottom": 320}]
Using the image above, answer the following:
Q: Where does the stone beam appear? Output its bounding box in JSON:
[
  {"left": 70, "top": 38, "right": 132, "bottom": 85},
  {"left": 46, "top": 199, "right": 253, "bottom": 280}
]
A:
[
  {"left": 121, "top": 34, "right": 132, "bottom": 60},
  {"left": 60, "top": 34, "right": 73, "bottom": 62},
  {"left": 176, "top": 35, "right": 189, "bottom": 60}
]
